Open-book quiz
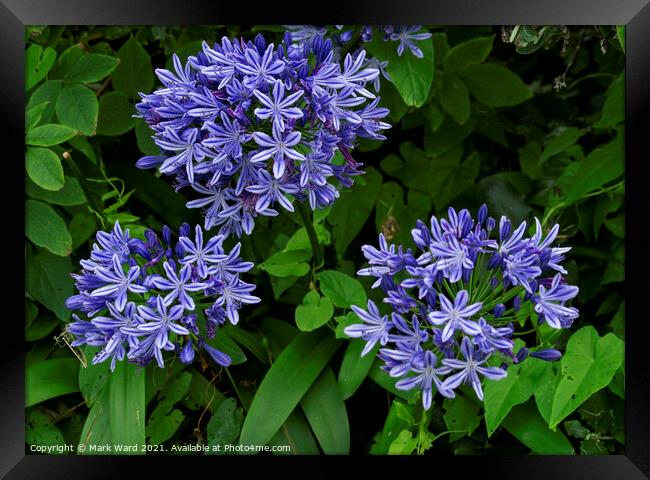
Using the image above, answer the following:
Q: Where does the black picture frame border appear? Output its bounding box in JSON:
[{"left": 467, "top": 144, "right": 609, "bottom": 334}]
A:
[{"left": 4, "top": 0, "right": 648, "bottom": 477}]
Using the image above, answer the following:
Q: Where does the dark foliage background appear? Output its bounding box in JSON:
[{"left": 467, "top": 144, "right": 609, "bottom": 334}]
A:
[{"left": 24, "top": 25, "right": 624, "bottom": 455}]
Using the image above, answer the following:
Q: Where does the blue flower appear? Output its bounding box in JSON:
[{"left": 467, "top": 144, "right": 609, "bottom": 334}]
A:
[
  {"left": 395, "top": 351, "right": 454, "bottom": 409},
  {"left": 345, "top": 300, "right": 394, "bottom": 356},
  {"left": 441, "top": 337, "right": 507, "bottom": 401},
  {"left": 90, "top": 254, "right": 147, "bottom": 312},
  {"left": 151, "top": 262, "right": 209, "bottom": 310},
  {"left": 389, "top": 26, "right": 432, "bottom": 58},
  {"left": 533, "top": 273, "right": 579, "bottom": 328},
  {"left": 246, "top": 168, "right": 299, "bottom": 212},
  {"left": 253, "top": 79, "right": 304, "bottom": 132},
  {"left": 428, "top": 290, "right": 482, "bottom": 342},
  {"left": 177, "top": 224, "right": 226, "bottom": 278},
  {"left": 251, "top": 122, "right": 305, "bottom": 178}
]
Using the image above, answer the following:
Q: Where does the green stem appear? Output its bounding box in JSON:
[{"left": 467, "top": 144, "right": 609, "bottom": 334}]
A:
[
  {"left": 297, "top": 202, "right": 323, "bottom": 270},
  {"left": 225, "top": 368, "right": 248, "bottom": 412}
]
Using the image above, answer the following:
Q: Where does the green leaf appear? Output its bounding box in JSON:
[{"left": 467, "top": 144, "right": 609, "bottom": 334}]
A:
[
  {"left": 26, "top": 176, "right": 86, "bottom": 206},
  {"left": 328, "top": 167, "right": 382, "bottom": 257},
  {"left": 258, "top": 249, "right": 311, "bottom": 278},
  {"left": 375, "top": 182, "right": 433, "bottom": 247},
  {"left": 430, "top": 149, "right": 480, "bottom": 210},
  {"left": 388, "top": 430, "right": 418, "bottom": 454},
  {"left": 26, "top": 124, "right": 77, "bottom": 147},
  {"left": 135, "top": 117, "right": 161, "bottom": 155},
  {"left": 27, "top": 80, "right": 62, "bottom": 124},
  {"left": 26, "top": 357, "right": 79, "bottom": 407},
  {"left": 366, "top": 31, "right": 434, "bottom": 107},
  {"left": 317, "top": 270, "right": 367, "bottom": 309},
  {"left": 208, "top": 327, "right": 247, "bottom": 365},
  {"left": 25, "top": 248, "right": 73, "bottom": 321},
  {"left": 78, "top": 387, "right": 112, "bottom": 454},
  {"left": 424, "top": 115, "right": 475, "bottom": 156},
  {"left": 112, "top": 37, "right": 154, "bottom": 99},
  {"left": 56, "top": 84, "right": 99, "bottom": 136},
  {"left": 616, "top": 26, "right": 625, "bottom": 52},
  {"left": 370, "top": 400, "right": 411, "bottom": 454},
  {"left": 26, "top": 44, "right": 57, "bottom": 91},
  {"left": 295, "top": 290, "right": 334, "bottom": 332},
  {"left": 461, "top": 63, "right": 533, "bottom": 107},
  {"left": 443, "top": 35, "right": 494, "bottom": 72},
  {"left": 338, "top": 339, "right": 378, "bottom": 399},
  {"left": 26, "top": 101, "right": 49, "bottom": 131},
  {"left": 78, "top": 347, "right": 111, "bottom": 406},
  {"left": 68, "top": 136, "right": 97, "bottom": 164},
  {"left": 25, "top": 200, "right": 72, "bottom": 256},
  {"left": 26, "top": 408, "right": 66, "bottom": 452},
  {"left": 109, "top": 361, "right": 145, "bottom": 453},
  {"left": 51, "top": 43, "right": 86, "bottom": 79},
  {"left": 64, "top": 54, "right": 119, "bottom": 84},
  {"left": 25, "top": 312, "right": 59, "bottom": 342},
  {"left": 483, "top": 357, "right": 547, "bottom": 436},
  {"left": 539, "top": 127, "right": 584, "bottom": 164},
  {"left": 564, "top": 419, "right": 590, "bottom": 439},
  {"left": 557, "top": 134, "right": 623, "bottom": 204},
  {"left": 502, "top": 401, "right": 574, "bottom": 454},
  {"left": 25, "top": 147, "right": 64, "bottom": 191},
  {"left": 594, "top": 74, "right": 624, "bottom": 129},
  {"left": 225, "top": 325, "right": 269, "bottom": 365},
  {"left": 300, "top": 367, "right": 350, "bottom": 454},
  {"left": 206, "top": 397, "right": 245, "bottom": 452},
  {"left": 239, "top": 329, "right": 340, "bottom": 447},
  {"left": 97, "top": 91, "right": 136, "bottom": 136},
  {"left": 439, "top": 73, "right": 471, "bottom": 124},
  {"left": 69, "top": 212, "right": 97, "bottom": 251},
  {"left": 147, "top": 371, "right": 193, "bottom": 444},
  {"left": 267, "top": 409, "right": 319, "bottom": 454},
  {"left": 443, "top": 394, "right": 481, "bottom": 442},
  {"left": 604, "top": 214, "right": 625, "bottom": 238},
  {"left": 547, "top": 326, "right": 624, "bottom": 428}
]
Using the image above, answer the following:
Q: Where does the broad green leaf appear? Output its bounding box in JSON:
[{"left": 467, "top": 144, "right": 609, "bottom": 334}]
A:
[
  {"left": 368, "top": 360, "right": 417, "bottom": 402},
  {"left": 483, "top": 356, "right": 547, "bottom": 436},
  {"left": 443, "top": 394, "right": 481, "bottom": 442},
  {"left": 26, "top": 44, "right": 57, "bottom": 91},
  {"left": 430, "top": 149, "right": 480, "bottom": 210},
  {"left": 443, "top": 35, "right": 494, "bottom": 72},
  {"left": 26, "top": 176, "right": 86, "bottom": 206},
  {"left": 208, "top": 327, "right": 247, "bottom": 365},
  {"left": 147, "top": 372, "right": 193, "bottom": 444},
  {"left": 300, "top": 367, "right": 350, "bottom": 454},
  {"left": 502, "top": 401, "right": 574, "bottom": 454},
  {"left": 366, "top": 31, "right": 434, "bottom": 107},
  {"left": 439, "top": 73, "right": 471, "bottom": 124},
  {"left": 25, "top": 312, "right": 59, "bottom": 342},
  {"left": 25, "top": 101, "right": 49, "bottom": 131},
  {"left": 26, "top": 408, "right": 66, "bottom": 452},
  {"left": 370, "top": 400, "right": 411, "bottom": 454},
  {"left": 462, "top": 63, "right": 533, "bottom": 107},
  {"left": 78, "top": 387, "right": 111, "bottom": 454},
  {"left": 476, "top": 175, "right": 531, "bottom": 226},
  {"left": 64, "top": 54, "right": 119, "bottom": 84},
  {"left": 594, "top": 74, "right": 624, "bottom": 129},
  {"left": 109, "top": 361, "right": 145, "bottom": 453},
  {"left": 25, "top": 200, "right": 72, "bottom": 256},
  {"left": 183, "top": 367, "right": 226, "bottom": 413},
  {"left": 564, "top": 419, "right": 590, "bottom": 439},
  {"left": 259, "top": 249, "right": 310, "bottom": 278},
  {"left": 616, "top": 26, "right": 625, "bottom": 52},
  {"left": 557, "top": 134, "right": 623, "bottom": 204},
  {"left": 69, "top": 212, "right": 97, "bottom": 251},
  {"left": 97, "top": 91, "right": 136, "bottom": 136},
  {"left": 423, "top": 115, "right": 474, "bottom": 156},
  {"left": 135, "top": 117, "right": 161, "bottom": 155},
  {"left": 68, "top": 136, "right": 97, "bottom": 164},
  {"left": 112, "top": 37, "right": 154, "bottom": 99},
  {"left": 25, "top": 248, "right": 73, "bottom": 321},
  {"left": 239, "top": 329, "right": 340, "bottom": 447},
  {"left": 206, "top": 397, "right": 244, "bottom": 453},
  {"left": 338, "top": 339, "right": 378, "bottom": 399},
  {"left": 317, "top": 270, "right": 367, "bottom": 309},
  {"left": 388, "top": 430, "right": 418, "bottom": 454},
  {"left": 328, "top": 167, "right": 382, "bottom": 257},
  {"left": 604, "top": 214, "right": 624, "bottom": 238},
  {"left": 268, "top": 409, "right": 319, "bottom": 455},
  {"left": 56, "top": 84, "right": 99, "bottom": 135},
  {"left": 26, "top": 357, "right": 79, "bottom": 407},
  {"left": 78, "top": 347, "right": 111, "bottom": 406},
  {"left": 27, "top": 80, "right": 62, "bottom": 124},
  {"left": 26, "top": 124, "right": 77, "bottom": 147},
  {"left": 51, "top": 43, "right": 86, "bottom": 79},
  {"left": 226, "top": 325, "right": 269, "bottom": 365},
  {"left": 539, "top": 127, "right": 584, "bottom": 164},
  {"left": 295, "top": 290, "right": 334, "bottom": 332},
  {"left": 380, "top": 142, "right": 434, "bottom": 194},
  {"left": 284, "top": 224, "right": 331, "bottom": 251},
  {"left": 547, "top": 326, "right": 624, "bottom": 428},
  {"left": 25, "top": 147, "right": 64, "bottom": 191}
]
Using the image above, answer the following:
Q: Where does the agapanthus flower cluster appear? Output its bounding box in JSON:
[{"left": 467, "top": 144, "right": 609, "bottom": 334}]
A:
[
  {"left": 345, "top": 205, "right": 579, "bottom": 409},
  {"left": 135, "top": 32, "right": 390, "bottom": 239},
  {"left": 65, "top": 221, "right": 260, "bottom": 371}
]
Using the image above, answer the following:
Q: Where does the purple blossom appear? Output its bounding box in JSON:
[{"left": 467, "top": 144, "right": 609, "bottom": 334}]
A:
[
  {"left": 345, "top": 300, "right": 394, "bottom": 356},
  {"left": 428, "top": 290, "right": 482, "bottom": 342}
]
